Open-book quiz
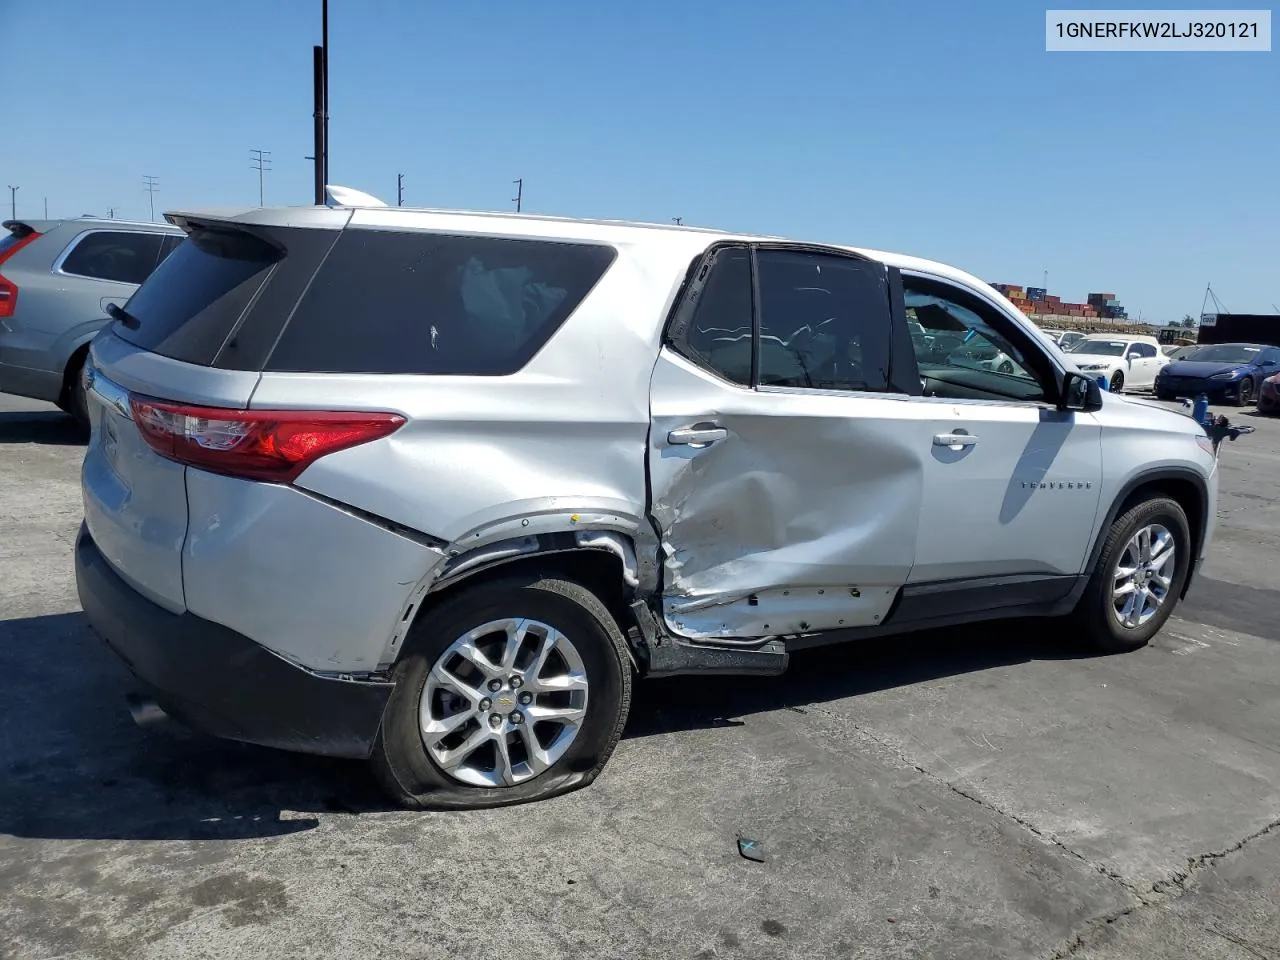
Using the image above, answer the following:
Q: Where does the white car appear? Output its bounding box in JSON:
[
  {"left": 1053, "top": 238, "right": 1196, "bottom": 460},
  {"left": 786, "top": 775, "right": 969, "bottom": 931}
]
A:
[{"left": 1063, "top": 335, "right": 1168, "bottom": 393}]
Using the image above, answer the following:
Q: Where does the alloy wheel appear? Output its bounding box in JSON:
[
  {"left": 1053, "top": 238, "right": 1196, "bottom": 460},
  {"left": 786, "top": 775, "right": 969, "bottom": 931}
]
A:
[
  {"left": 1111, "top": 523, "right": 1176, "bottom": 629},
  {"left": 419, "top": 618, "right": 589, "bottom": 787}
]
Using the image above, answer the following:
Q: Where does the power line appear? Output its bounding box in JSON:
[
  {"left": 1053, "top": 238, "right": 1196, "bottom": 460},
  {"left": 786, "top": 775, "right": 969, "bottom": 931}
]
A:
[
  {"left": 397, "top": 172, "right": 404, "bottom": 206},
  {"left": 142, "top": 175, "right": 160, "bottom": 222},
  {"left": 6, "top": 185, "right": 16, "bottom": 220},
  {"left": 512, "top": 178, "right": 523, "bottom": 213},
  {"left": 250, "top": 149, "right": 273, "bottom": 207}
]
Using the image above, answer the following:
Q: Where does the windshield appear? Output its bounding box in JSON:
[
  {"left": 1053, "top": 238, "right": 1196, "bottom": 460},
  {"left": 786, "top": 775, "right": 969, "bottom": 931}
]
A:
[
  {"left": 1180, "top": 344, "right": 1262, "bottom": 364},
  {"left": 1068, "top": 339, "right": 1127, "bottom": 357}
]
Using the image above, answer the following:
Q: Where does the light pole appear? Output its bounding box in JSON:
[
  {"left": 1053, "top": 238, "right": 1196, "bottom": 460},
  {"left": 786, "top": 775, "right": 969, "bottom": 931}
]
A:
[
  {"left": 512, "top": 178, "right": 523, "bottom": 212},
  {"left": 6, "top": 185, "right": 16, "bottom": 220}
]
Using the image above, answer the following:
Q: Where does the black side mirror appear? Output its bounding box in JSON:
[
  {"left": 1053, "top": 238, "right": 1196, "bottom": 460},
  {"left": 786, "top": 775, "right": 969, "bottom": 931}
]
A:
[{"left": 1061, "top": 371, "right": 1103, "bottom": 412}]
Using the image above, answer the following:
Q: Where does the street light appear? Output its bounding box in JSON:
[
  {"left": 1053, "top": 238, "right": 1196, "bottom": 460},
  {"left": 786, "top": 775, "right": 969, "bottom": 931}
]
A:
[{"left": 6, "top": 185, "right": 17, "bottom": 220}]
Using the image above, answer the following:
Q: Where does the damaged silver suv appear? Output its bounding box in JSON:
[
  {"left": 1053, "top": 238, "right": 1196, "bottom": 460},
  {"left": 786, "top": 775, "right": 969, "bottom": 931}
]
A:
[{"left": 76, "top": 194, "right": 1219, "bottom": 808}]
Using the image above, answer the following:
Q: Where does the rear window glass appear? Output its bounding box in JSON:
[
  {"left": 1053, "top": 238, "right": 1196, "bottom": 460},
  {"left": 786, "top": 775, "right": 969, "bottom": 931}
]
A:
[
  {"left": 115, "top": 229, "right": 280, "bottom": 365},
  {"left": 265, "top": 229, "right": 616, "bottom": 375}
]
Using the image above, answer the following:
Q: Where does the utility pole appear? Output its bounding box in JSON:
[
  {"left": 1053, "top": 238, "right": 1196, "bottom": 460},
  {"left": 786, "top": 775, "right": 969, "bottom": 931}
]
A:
[
  {"left": 397, "top": 173, "right": 404, "bottom": 206},
  {"left": 142, "top": 175, "right": 159, "bottom": 221},
  {"left": 672, "top": 217, "right": 682, "bottom": 225},
  {"left": 512, "top": 178, "right": 523, "bottom": 213},
  {"left": 250, "top": 149, "right": 272, "bottom": 206},
  {"left": 107, "top": 208, "right": 116, "bottom": 219},
  {"left": 322, "top": 0, "right": 329, "bottom": 189},
  {"left": 6, "top": 185, "right": 16, "bottom": 220},
  {"left": 44, "top": 197, "right": 48, "bottom": 219}
]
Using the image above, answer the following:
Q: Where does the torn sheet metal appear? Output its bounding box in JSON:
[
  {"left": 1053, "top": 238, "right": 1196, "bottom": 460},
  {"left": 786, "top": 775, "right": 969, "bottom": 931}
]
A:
[{"left": 647, "top": 350, "right": 927, "bottom": 640}]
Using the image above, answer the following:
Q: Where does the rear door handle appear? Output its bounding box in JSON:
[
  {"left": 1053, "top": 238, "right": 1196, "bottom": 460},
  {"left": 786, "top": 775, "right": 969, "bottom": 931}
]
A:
[
  {"left": 668, "top": 424, "right": 728, "bottom": 447},
  {"left": 933, "top": 433, "right": 979, "bottom": 450}
]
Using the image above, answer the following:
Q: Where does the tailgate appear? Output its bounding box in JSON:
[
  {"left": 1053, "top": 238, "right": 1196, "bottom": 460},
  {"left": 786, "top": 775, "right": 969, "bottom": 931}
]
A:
[{"left": 81, "top": 332, "right": 261, "bottom": 613}]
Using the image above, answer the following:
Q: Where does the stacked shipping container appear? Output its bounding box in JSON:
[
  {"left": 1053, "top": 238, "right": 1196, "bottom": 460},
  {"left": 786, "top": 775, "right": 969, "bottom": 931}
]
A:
[{"left": 989, "top": 281, "right": 1126, "bottom": 321}]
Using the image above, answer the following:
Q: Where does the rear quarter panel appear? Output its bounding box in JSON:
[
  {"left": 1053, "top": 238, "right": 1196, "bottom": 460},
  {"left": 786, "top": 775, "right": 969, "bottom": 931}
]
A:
[{"left": 250, "top": 238, "right": 699, "bottom": 556}]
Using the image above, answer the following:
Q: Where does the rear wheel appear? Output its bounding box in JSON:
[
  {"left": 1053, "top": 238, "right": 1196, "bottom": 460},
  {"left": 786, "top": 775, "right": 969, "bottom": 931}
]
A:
[
  {"left": 371, "top": 575, "right": 632, "bottom": 809},
  {"left": 1071, "top": 497, "right": 1191, "bottom": 653},
  {"left": 1235, "top": 377, "right": 1254, "bottom": 407},
  {"left": 1108, "top": 370, "right": 1125, "bottom": 393},
  {"left": 62, "top": 351, "right": 91, "bottom": 435}
]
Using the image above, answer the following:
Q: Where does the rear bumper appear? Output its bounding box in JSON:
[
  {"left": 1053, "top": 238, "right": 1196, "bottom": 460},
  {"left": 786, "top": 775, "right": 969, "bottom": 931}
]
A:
[{"left": 75, "top": 522, "right": 393, "bottom": 759}]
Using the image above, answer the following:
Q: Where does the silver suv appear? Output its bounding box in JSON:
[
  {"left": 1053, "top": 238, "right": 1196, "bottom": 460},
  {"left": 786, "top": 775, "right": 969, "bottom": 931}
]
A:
[
  {"left": 0, "top": 216, "right": 184, "bottom": 428},
  {"left": 75, "top": 197, "right": 1219, "bottom": 809}
]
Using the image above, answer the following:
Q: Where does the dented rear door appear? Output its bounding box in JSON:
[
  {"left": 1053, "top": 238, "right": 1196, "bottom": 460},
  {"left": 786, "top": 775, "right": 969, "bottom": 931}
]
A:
[{"left": 647, "top": 244, "right": 930, "bottom": 641}]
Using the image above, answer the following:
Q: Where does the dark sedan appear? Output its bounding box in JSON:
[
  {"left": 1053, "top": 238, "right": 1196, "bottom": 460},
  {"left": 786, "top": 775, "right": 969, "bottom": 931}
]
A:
[{"left": 1154, "top": 342, "right": 1280, "bottom": 406}]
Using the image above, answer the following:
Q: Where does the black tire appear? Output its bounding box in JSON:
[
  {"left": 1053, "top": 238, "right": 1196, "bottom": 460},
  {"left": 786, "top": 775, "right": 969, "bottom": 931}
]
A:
[
  {"left": 1235, "top": 377, "right": 1254, "bottom": 407},
  {"left": 371, "top": 575, "right": 632, "bottom": 810},
  {"left": 1072, "top": 496, "right": 1191, "bottom": 654},
  {"left": 62, "top": 350, "right": 91, "bottom": 436},
  {"left": 1108, "top": 370, "right": 1125, "bottom": 393}
]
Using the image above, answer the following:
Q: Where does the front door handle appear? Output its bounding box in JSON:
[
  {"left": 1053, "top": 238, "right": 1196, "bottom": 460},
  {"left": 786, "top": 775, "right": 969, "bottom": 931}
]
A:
[
  {"left": 668, "top": 424, "right": 728, "bottom": 447},
  {"left": 933, "top": 432, "right": 979, "bottom": 450}
]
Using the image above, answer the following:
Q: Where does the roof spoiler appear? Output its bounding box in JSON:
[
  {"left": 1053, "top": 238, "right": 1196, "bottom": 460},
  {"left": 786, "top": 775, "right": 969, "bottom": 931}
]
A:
[
  {"left": 324, "top": 184, "right": 388, "bottom": 208},
  {"left": 2, "top": 220, "right": 38, "bottom": 239}
]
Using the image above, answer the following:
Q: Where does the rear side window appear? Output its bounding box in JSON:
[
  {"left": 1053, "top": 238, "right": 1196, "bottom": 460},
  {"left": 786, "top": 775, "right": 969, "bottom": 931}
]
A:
[
  {"left": 115, "top": 229, "right": 280, "bottom": 364},
  {"left": 265, "top": 229, "right": 616, "bottom": 375},
  {"left": 158, "top": 233, "right": 185, "bottom": 263},
  {"left": 60, "top": 231, "right": 164, "bottom": 285}
]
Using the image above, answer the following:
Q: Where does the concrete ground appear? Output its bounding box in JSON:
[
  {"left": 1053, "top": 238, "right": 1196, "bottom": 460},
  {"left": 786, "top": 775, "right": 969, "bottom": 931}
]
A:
[{"left": 1, "top": 390, "right": 1278, "bottom": 960}]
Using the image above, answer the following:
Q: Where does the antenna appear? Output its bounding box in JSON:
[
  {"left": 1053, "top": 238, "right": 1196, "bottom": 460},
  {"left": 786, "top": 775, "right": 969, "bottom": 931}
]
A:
[
  {"left": 250, "top": 149, "right": 272, "bottom": 206},
  {"left": 142, "top": 175, "right": 160, "bottom": 221}
]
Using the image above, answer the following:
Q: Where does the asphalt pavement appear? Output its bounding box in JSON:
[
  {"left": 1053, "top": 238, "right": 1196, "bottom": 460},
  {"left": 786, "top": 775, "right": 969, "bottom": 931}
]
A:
[{"left": 2, "top": 390, "right": 1278, "bottom": 960}]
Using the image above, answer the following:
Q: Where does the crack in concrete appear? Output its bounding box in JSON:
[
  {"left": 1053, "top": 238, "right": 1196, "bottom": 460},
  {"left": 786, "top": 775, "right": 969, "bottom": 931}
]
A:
[{"left": 796, "top": 704, "right": 1280, "bottom": 960}]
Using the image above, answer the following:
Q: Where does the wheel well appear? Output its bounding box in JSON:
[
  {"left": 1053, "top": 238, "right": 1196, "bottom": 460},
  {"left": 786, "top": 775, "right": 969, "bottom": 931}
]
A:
[
  {"left": 408, "top": 549, "right": 630, "bottom": 639},
  {"left": 1116, "top": 477, "right": 1205, "bottom": 557}
]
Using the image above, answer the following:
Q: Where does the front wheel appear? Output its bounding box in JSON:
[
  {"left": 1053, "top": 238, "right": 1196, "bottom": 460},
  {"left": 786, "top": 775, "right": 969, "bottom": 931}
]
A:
[
  {"left": 1235, "top": 377, "right": 1254, "bottom": 407},
  {"left": 1108, "top": 370, "right": 1125, "bottom": 393},
  {"left": 1071, "top": 497, "right": 1191, "bottom": 653},
  {"left": 371, "top": 575, "right": 633, "bottom": 809}
]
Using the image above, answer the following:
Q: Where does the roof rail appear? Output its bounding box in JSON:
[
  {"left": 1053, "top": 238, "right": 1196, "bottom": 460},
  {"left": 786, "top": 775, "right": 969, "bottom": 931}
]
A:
[{"left": 324, "top": 184, "right": 388, "bottom": 208}]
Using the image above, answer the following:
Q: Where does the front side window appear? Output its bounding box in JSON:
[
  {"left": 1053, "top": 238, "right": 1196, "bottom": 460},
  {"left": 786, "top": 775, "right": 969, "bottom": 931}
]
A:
[
  {"left": 906, "top": 278, "right": 1049, "bottom": 402},
  {"left": 1132, "top": 343, "right": 1158, "bottom": 359},
  {"left": 60, "top": 231, "right": 163, "bottom": 285}
]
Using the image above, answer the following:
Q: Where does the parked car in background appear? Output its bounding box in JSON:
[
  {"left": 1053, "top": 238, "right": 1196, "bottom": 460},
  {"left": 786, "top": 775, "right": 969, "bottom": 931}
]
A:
[
  {"left": 1062, "top": 334, "right": 1167, "bottom": 392},
  {"left": 1161, "top": 344, "right": 1197, "bottom": 359},
  {"left": 76, "top": 196, "right": 1219, "bottom": 809},
  {"left": 1257, "top": 372, "right": 1280, "bottom": 414},
  {"left": 1040, "top": 328, "right": 1065, "bottom": 344},
  {"left": 1057, "top": 330, "right": 1086, "bottom": 349},
  {"left": 1154, "top": 342, "right": 1280, "bottom": 406},
  {"left": 0, "top": 217, "right": 184, "bottom": 429}
]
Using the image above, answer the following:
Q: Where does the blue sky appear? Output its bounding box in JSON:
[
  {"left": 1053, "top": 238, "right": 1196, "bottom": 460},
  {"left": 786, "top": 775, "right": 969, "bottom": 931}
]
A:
[{"left": 2, "top": 0, "right": 1276, "bottom": 322}]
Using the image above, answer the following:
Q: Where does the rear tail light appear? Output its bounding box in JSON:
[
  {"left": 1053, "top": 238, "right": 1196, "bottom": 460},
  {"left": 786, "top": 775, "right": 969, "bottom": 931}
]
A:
[
  {"left": 0, "top": 227, "right": 42, "bottom": 319},
  {"left": 128, "top": 396, "right": 405, "bottom": 482}
]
